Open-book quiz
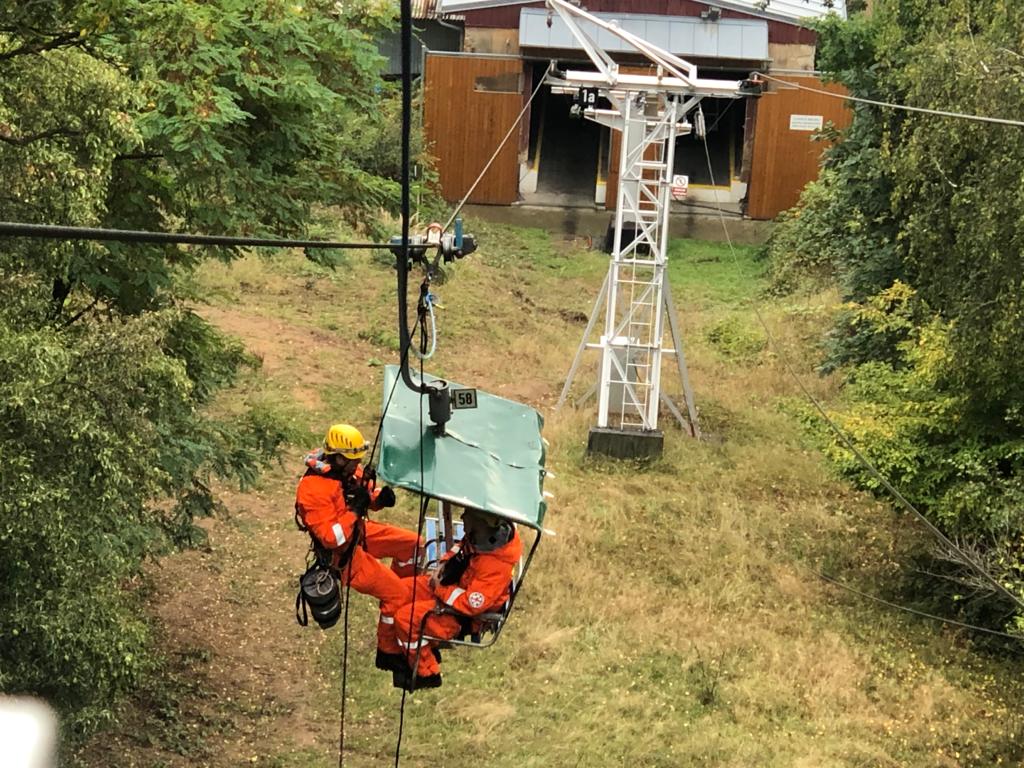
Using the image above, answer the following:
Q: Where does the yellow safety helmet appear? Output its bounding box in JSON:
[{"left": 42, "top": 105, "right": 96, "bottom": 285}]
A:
[{"left": 323, "top": 424, "right": 368, "bottom": 460}]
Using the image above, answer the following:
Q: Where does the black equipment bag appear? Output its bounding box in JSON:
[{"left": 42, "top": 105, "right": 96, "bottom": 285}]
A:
[{"left": 295, "top": 560, "right": 341, "bottom": 630}]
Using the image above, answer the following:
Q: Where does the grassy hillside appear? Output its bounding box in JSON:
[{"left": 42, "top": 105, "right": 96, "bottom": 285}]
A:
[{"left": 76, "top": 220, "right": 1024, "bottom": 767}]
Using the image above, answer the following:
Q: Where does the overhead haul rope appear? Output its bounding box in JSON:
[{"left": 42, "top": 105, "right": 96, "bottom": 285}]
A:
[
  {"left": 755, "top": 72, "right": 1024, "bottom": 129},
  {"left": 442, "top": 61, "right": 555, "bottom": 232},
  {"left": 0, "top": 221, "right": 390, "bottom": 250},
  {"left": 695, "top": 107, "right": 1024, "bottom": 613}
]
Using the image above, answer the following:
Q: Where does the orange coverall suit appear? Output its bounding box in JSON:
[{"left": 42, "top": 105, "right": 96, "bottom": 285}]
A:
[
  {"left": 294, "top": 463, "right": 421, "bottom": 629},
  {"left": 392, "top": 529, "right": 523, "bottom": 677}
]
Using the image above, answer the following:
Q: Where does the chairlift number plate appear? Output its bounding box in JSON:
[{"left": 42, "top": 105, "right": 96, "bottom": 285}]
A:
[
  {"left": 452, "top": 388, "right": 478, "bottom": 410},
  {"left": 577, "top": 87, "right": 600, "bottom": 108}
]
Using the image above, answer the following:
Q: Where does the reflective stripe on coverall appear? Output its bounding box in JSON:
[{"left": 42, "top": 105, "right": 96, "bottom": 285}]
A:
[
  {"left": 294, "top": 463, "right": 422, "bottom": 637},
  {"left": 392, "top": 528, "right": 523, "bottom": 677}
]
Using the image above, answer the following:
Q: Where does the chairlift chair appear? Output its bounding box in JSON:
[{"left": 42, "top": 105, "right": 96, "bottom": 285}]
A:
[{"left": 375, "top": 365, "right": 548, "bottom": 648}]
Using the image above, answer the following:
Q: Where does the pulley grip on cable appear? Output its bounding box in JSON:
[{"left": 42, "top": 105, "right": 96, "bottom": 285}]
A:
[{"left": 389, "top": 219, "right": 477, "bottom": 270}]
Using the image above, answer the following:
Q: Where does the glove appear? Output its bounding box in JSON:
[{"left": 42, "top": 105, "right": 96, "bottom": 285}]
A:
[
  {"left": 376, "top": 486, "right": 396, "bottom": 508},
  {"left": 347, "top": 485, "right": 371, "bottom": 515}
]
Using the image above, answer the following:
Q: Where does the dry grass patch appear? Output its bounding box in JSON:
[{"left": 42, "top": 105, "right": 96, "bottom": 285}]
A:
[{"left": 75, "top": 224, "right": 1024, "bottom": 768}]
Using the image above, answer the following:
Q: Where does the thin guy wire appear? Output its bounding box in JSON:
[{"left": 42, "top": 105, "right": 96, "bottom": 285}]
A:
[
  {"left": 0, "top": 221, "right": 389, "bottom": 250},
  {"left": 443, "top": 62, "right": 554, "bottom": 232},
  {"left": 697, "top": 128, "right": 1024, "bottom": 612},
  {"left": 817, "top": 572, "right": 1023, "bottom": 642},
  {"left": 756, "top": 72, "right": 1024, "bottom": 128}
]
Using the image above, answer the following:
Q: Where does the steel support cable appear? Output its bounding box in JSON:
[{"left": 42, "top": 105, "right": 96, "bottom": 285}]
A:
[
  {"left": 754, "top": 72, "right": 1024, "bottom": 129},
  {"left": 0, "top": 221, "right": 390, "bottom": 250},
  {"left": 695, "top": 115, "right": 1024, "bottom": 612},
  {"left": 442, "top": 61, "right": 555, "bottom": 233},
  {"left": 748, "top": 520, "right": 1023, "bottom": 643},
  {"left": 816, "top": 571, "right": 1024, "bottom": 643}
]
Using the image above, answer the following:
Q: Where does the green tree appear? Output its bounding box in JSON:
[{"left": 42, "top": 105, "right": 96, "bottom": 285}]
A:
[
  {"left": 0, "top": 0, "right": 405, "bottom": 733},
  {"left": 765, "top": 0, "right": 1024, "bottom": 628}
]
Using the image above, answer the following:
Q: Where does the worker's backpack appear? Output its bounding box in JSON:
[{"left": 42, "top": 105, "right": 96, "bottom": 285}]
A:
[{"left": 295, "top": 561, "right": 341, "bottom": 630}]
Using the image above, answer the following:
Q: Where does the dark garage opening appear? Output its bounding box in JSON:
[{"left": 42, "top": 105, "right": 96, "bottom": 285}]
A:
[
  {"left": 673, "top": 96, "right": 744, "bottom": 187},
  {"left": 532, "top": 87, "right": 602, "bottom": 205}
]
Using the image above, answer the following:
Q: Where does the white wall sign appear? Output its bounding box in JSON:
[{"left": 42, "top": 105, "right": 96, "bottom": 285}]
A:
[
  {"left": 671, "top": 175, "right": 689, "bottom": 201},
  {"left": 789, "top": 114, "right": 824, "bottom": 132}
]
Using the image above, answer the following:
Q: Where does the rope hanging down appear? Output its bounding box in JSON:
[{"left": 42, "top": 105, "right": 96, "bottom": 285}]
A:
[
  {"left": 394, "top": 314, "right": 432, "bottom": 768},
  {"left": 755, "top": 72, "right": 1024, "bottom": 128},
  {"left": 337, "top": 558, "right": 354, "bottom": 767},
  {"left": 695, "top": 108, "right": 1024, "bottom": 613},
  {"left": 443, "top": 61, "right": 555, "bottom": 232},
  {"left": 0, "top": 221, "right": 390, "bottom": 250}
]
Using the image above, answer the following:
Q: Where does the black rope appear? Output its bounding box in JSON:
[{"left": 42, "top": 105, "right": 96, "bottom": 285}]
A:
[
  {"left": 394, "top": 290, "right": 431, "bottom": 768},
  {"left": 338, "top": 556, "right": 354, "bottom": 767},
  {"left": 394, "top": 2, "right": 432, "bottom": 763},
  {"left": 0, "top": 221, "right": 389, "bottom": 250}
]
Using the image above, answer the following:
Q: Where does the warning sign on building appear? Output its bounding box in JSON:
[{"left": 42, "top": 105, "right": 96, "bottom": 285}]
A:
[
  {"left": 670, "top": 175, "right": 689, "bottom": 201},
  {"left": 789, "top": 114, "right": 825, "bottom": 132}
]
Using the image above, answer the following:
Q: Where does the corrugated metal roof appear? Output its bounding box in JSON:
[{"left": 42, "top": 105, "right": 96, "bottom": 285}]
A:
[
  {"left": 438, "top": 0, "right": 846, "bottom": 24},
  {"left": 520, "top": 8, "right": 769, "bottom": 61},
  {"left": 413, "top": 0, "right": 464, "bottom": 20}
]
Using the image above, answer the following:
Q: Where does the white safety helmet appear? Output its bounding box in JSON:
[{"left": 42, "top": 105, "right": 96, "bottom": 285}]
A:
[{"left": 461, "top": 508, "right": 514, "bottom": 552}]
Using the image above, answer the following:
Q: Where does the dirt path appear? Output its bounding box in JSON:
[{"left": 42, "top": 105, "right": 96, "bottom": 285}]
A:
[{"left": 77, "top": 304, "right": 350, "bottom": 766}]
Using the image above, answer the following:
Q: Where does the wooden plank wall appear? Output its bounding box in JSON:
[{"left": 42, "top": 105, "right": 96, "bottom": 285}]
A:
[
  {"left": 746, "top": 76, "right": 851, "bottom": 220},
  {"left": 423, "top": 53, "right": 524, "bottom": 205}
]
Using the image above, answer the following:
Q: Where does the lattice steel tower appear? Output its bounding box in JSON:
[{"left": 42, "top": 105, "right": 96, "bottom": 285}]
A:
[{"left": 546, "top": 0, "right": 754, "bottom": 457}]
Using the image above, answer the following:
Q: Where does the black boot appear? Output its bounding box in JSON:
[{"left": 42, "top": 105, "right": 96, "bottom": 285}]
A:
[
  {"left": 391, "top": 665, "right": 442, "bottom": 692},
  {"left": 375, "top": 649, "right": 406, "bottom": 673}
]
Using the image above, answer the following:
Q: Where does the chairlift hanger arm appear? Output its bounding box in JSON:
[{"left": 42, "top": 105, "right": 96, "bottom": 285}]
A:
[{"left": 544, "top": 0, "right": 748, "bottom": 98}]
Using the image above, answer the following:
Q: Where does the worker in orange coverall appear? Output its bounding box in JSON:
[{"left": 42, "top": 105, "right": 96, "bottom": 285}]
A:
[
  {"left": 386, "top": 508, "right": 522, "bottom": 691},
  {"left": 294, "top": 423, "right": 423, "bottom": 658}
]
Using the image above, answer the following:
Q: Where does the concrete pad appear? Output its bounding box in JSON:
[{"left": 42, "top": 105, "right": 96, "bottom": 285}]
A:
[{"left": 587, "top": 426, "right": 665, "bottom": 459}]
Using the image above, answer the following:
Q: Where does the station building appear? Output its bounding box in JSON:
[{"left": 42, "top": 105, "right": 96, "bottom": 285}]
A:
[{"left": 403, "top": 0, "right": 852, "bottom": 220}]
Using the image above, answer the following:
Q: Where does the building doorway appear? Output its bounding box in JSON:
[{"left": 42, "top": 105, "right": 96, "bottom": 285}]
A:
[
  {"left": 673, "top": 96, "right": 744, "bottom": 190},
  {"left": 524, "top": 83, "right": 603, "bottom": 207}
]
